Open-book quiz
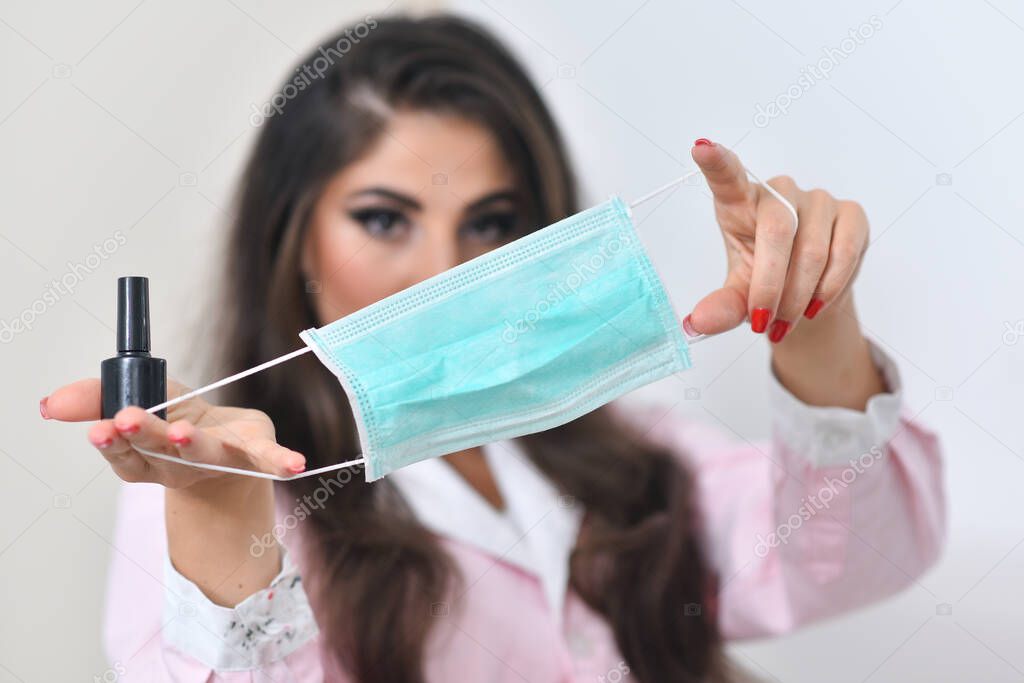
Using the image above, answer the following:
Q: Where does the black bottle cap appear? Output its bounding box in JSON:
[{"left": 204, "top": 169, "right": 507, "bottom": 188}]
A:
[{"left": 117, "top": 276, "right": 151, "bottom": 353}]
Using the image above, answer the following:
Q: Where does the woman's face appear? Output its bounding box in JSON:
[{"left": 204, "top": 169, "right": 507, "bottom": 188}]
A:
[{"left": 302, "top": 110, "right": 525, "bottom": 324}]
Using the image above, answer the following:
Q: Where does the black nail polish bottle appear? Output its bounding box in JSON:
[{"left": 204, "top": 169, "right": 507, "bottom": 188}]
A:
[{"left": 101, "top": 276, "right": 167, "bottom": 420}]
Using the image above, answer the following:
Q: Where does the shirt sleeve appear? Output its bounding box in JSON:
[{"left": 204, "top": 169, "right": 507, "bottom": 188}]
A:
[
  {"left": 161, "top": 545, "right": 320, "bottom": 673},
  {"left": 102, "top": 483, "right": 326, "bottom": 681},
  {"left": 614, "top": 338, "right": 947, "bottom": 640}
]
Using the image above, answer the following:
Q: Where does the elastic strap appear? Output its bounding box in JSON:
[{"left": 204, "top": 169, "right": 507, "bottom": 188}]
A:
[
  {"left": 140, "top": 346, "right": 364, "bottom": 479},
  {"left": 628, "top": 166, "right": 799, "bottom": 227},
  {"left": 131, "top": 443, "right": 365, "bottom": 481},
  {"left": 146, "top": 345, "right": 313, "bottom": 415},
  {"left": 628, "top": 164, "right": 799, "bottom": 347}
]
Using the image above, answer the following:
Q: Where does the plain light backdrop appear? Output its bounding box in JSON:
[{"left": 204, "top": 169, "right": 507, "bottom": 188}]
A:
[{"left": 2, "top": 0, "right": 1022, "bottom": 681}]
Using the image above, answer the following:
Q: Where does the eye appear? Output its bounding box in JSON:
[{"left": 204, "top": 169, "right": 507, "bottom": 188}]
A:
[
  {"left": 462, "top": 211, "right": 521, "bottom": 244},
  {"left": 348, "top": 207, "right": 410, "bottom": 240}
]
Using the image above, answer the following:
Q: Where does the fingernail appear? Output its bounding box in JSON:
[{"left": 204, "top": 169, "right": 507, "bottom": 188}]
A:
[
  {"left": 769, "top": 319, "right": 791, "bottom": 343},
  {"left": 94, "top": 438, "right": 113, "bottom": 449},
  {"left": 289, "top": 463, "right": 306, "bottom": 474},
  {"left": 804, "top": 298, "right": 825, "bottom": 319},
  {"left": 170, "top": 435, "right": 191, "bottom": 447},
  {"left": 694, "top": 138, "right": 715, "bottom": 147},
  {"left": 39, "top": 397, "right": 50, "bottom": 420},
  {"left": 751, "top": 308, "right": 770, "bottom": 333},
  {"left": 115, "top": 423, "right": 139, "bottom": 434},
  {"left": 682, "top": 314, "right": 699, "bottom": 337}
]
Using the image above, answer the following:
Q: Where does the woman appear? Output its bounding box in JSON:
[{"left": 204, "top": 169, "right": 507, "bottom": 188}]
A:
[{"left": 42, "top": 14, "right": 945, "bottom": 683}]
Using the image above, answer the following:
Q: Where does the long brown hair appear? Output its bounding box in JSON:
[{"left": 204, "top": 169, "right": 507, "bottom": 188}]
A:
[{"left": 215, "top": 14, "right": 726, "bottom": 682}]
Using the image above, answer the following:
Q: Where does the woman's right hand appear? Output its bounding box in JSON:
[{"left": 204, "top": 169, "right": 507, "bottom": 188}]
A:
[
  {"left": 42, "top": 378, "right": 306, "bottom": 488},
  {"left": 43, "top": 378, "right": 305, "bottom": 606}
]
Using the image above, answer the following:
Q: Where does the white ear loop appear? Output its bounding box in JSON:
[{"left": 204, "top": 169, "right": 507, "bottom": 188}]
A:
[
  {"left": 132, "top": 164, "right": 796, "bottom": 480},
  {"left": 135, "top": 346, "right": 366, "bottom": 480},
  {"left": 146, "top": 346, "right": 313, "bottom": 415},
  {"left": 130, "top": 445, "right": 365, "bottom": 481},
  {"left": 626, "top": 163, "right": 799, "bottom": 346},
  {"left": 627, "top": 166, "right": 798, "bottom": 227}
]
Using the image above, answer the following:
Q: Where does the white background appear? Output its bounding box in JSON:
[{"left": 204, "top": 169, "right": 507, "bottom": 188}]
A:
[{"left": 2, "top": 0, "right": 1022, "bottom": 680}]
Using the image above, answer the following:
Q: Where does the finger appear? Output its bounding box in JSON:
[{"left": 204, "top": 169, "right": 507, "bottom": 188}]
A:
[
  {"left": 87, "top": 420, "right": 135, "bottom": 462},
  {"left": 163, "top": 419, "right": 241, "bottom": 471},
  {"left": 112, "top": 409, "right": 210, "bottom": 483},
  {"left": 88, "top": 420, "right": 125, "bottom": 452},
  {"left": 164, "top": 379, "right": 212, "bottom": 424},
  {"left": 814, "top": 200, "right": 868, "bottom": 310},
  {"left": 86, "top": 420, "right": 154, "bottom": 482},
  {"left": 243, "top": 437, "right": 307, "bottom": 477},
  {"left": 45, "top": 378, "right": 100, "bottom": 422},
  {"left": 686, "top": 272, "right": 748, "bottom": 335},
  {"left": 170, "top": 419, "right": 305, "bottom": 477},
  {"left": 112, "top": 406, "right": 173, "bottom": 460},
  {"left": 770, "top": 189, "right": 836, "bottom": 343},
  {"left": 44, "top": 377, "right": 204, "bottom": 423},
  {"left": 691, "top": 139, "right": 755, "bottom": 206},
  {"left": 104, "top": 452, "right": 154, "bottom": 483},
  {"left": 748, "top": 176, "right": 800, "bottom": 334}
]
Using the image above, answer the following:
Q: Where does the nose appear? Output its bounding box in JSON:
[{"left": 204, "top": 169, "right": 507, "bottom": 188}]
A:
[{"left": 412, "top": 232, "right": 460, "bottom": 284}]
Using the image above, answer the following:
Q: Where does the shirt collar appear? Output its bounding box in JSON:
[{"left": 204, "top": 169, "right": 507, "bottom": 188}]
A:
[{"left": 387, "top": 439, "right": 583, "bottom": 626}]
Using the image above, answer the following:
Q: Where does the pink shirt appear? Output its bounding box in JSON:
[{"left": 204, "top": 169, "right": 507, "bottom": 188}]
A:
[{"left": 102, "top": 342, "right": 946, "bottom": 681}]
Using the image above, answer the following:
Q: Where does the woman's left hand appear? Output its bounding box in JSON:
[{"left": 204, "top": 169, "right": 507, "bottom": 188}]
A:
[{"left": 684, "top": 138, "right": 869, "bottom": 344}]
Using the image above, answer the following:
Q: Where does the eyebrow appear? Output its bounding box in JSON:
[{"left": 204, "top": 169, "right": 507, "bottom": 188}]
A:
[
  {"left": 464, "top": 189, "right": 517, "bottom": 212},
  {"left": 349, "top": 187, "right": 421, "bottom": 209},
  {"left": 348, "top": 187, "right": 518, "bottom": 212}
]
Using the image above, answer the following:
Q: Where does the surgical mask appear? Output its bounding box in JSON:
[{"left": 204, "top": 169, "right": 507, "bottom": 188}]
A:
[
  {"left": 137, "top": 168, "right": 795, "bottom": 481},
  {"left": 299, "top": 194, "right": 689, "bottom": 480}
]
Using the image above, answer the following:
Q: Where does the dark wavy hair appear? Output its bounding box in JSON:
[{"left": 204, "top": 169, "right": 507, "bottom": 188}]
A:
[{"left": 214, "top": 14, "right": 727, "bottom": 683}]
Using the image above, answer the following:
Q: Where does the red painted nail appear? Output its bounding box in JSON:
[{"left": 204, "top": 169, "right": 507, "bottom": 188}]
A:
[
  {"left": 804, "top": 298, "right": 825, "bottom": 319},
  {"left": 751, "top": 308, "right": 770, "bottom": 333},
  {"left": 116, "top": 423, "right": 139, "bottom": 434},
  {"left": 94, "top": 438, "right": 113, "bottom": 449},
  {"left": 769, "top": 319, "right": 791, "bottom": 343},
  {"left": 39, "top": 397, "right": 50, "bottom": 419},
  {"left": 170, "top": 435, "right": 191, "bottom": 447},
  {"left": 694, "top": 138, "right": 714, "bottom": 147},
  {"left": 682, "top": 314, "right": 698, "bottom": 337}
]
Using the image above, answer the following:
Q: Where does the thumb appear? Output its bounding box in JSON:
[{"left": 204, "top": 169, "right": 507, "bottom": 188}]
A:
[
  {"left": 685, "top": 276, "right": 748, "bottom": 336},
  {"left": 691, "top": 139, "right": 753, "bottom": 206}
]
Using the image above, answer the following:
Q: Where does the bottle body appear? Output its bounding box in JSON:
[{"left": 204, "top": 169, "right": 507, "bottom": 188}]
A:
[
  {"left": 101, "top": 276, "right": 167, "bottom": 420},
  {"left": 101, "top": 353, "right": 167, "bottom": 420}
]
